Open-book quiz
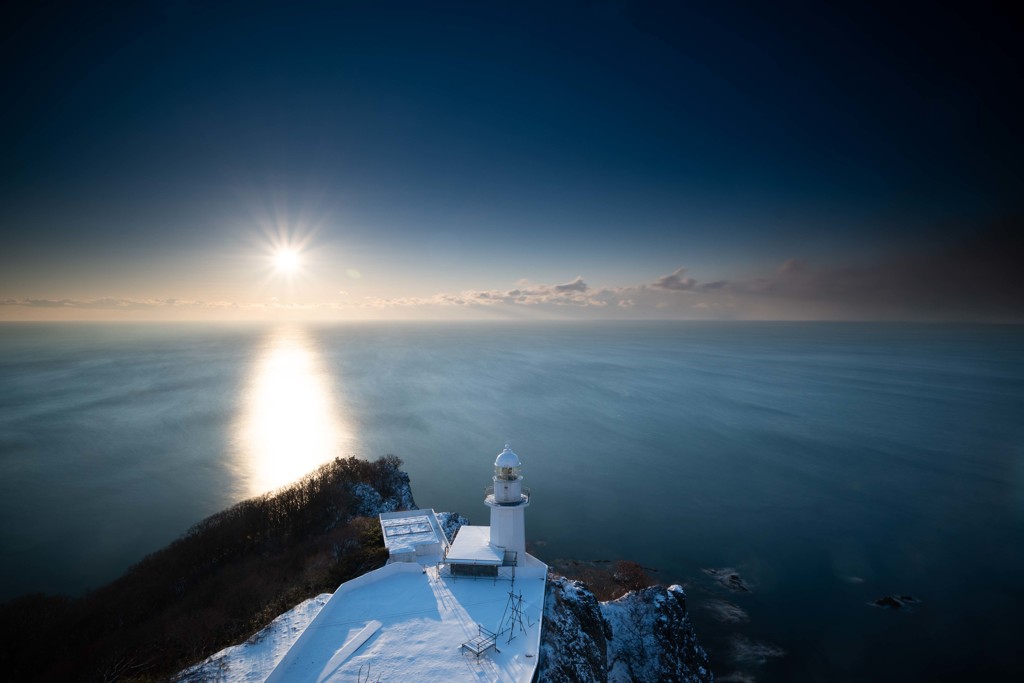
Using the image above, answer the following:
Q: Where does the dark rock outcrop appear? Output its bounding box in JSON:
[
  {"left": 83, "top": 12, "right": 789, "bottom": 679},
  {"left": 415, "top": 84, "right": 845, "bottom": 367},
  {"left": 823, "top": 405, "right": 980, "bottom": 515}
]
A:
[
  {"left": 871, "top": 595, "right": 921, "bottom": 610},
  {"left": 701, "top": 568, "right": 751, "bottom": 593},
  {"left": 539, "top": 576, "right": 712, "bottom": 683},
  {"left": 435, "top": 511, "right": 471, "bottom": 543},
  {"left": 349, "top": 465, "right": 416, "bottom": 517},
  {"left": 538, "top": 576, "right": 610, "bottom": 683}
]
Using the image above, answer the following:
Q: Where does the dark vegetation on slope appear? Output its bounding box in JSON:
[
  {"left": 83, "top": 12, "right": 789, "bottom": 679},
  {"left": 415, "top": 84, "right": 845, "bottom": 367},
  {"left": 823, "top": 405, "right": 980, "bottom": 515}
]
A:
[
  {"left": 0, "top": 456, "right": 409, "bottom": 683},
  {"left": 550, "top": 559, "right": 656, "bottom": 601}
]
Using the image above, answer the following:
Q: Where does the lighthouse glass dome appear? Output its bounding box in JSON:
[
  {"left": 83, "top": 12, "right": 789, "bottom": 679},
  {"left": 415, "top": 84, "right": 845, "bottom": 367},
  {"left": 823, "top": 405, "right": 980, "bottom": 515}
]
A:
[{"left": 494, "top": 444, "right": 521, "bottom": 480}]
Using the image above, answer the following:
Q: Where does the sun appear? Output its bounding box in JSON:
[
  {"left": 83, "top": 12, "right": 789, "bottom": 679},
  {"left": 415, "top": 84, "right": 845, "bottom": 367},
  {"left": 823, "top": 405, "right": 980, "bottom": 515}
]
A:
[{"left": 274, "top": 249, "right": 300, "bottom": 273}]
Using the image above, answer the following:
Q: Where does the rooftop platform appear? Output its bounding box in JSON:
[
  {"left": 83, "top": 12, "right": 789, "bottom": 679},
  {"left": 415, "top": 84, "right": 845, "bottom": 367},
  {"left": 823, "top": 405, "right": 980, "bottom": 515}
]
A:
[
  {"left": 445, "top": 525, "right": 504, "bottom": 565},
  {"left": 379, "top": 509, "right": 448, "bottom": 565},
  {"left": 266, "top": 555, "right": 548, "bottom": 683}
]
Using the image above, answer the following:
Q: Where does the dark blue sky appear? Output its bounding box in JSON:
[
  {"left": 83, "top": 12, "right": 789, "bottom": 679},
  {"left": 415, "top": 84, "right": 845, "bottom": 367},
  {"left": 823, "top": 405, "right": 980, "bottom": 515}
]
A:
[{"left": 1, "top": 1, "right": 1020, "bottom": 320}]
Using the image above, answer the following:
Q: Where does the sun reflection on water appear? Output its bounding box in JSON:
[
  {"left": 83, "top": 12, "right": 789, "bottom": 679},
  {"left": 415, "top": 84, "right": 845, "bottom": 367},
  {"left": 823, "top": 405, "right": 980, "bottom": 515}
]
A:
[{"left": 235, "top": 326, "right": 351, "bottom": 495}]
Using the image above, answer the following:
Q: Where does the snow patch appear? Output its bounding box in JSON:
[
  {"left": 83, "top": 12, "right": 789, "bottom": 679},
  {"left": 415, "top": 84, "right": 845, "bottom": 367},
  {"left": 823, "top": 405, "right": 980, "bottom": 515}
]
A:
[
  {"left": 434, "top": 511, "right": 470, "bottom": 543},
  {"left": 176, "top": 594, "right": 331, "bottom": 682},
  {"left": 539, "top": 578, "right": 711, "bottom": 683}
]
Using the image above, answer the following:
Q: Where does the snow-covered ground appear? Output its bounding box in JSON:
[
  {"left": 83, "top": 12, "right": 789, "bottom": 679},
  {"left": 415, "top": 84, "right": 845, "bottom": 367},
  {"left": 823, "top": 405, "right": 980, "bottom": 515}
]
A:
[
  {"left": 177, "top": 594, "right": 332, "bottom": 682},
  {"left": 178, "top": 509, "right": 475, "bottom": 683},
  {"left": 267, "top": 557, "right": 547, "bottom": 683},
  {"left": 176, "top": 500, "right": 710, "bottom": 683},
  {"left": 180, "top": 559, "right": 547, "bottom": 683}
]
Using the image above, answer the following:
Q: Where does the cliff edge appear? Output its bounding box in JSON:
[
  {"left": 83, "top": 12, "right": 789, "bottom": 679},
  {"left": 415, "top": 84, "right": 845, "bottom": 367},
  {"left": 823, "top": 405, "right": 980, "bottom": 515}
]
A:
[{"left": 539, "top": 576, "right": 713, "bottom": 683}]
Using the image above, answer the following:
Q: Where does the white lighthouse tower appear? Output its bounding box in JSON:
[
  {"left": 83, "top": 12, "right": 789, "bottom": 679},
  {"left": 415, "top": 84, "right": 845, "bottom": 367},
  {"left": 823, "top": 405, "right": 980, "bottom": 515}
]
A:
[{"left": 485, "top": 444, "right": 531, "bottom": 559}]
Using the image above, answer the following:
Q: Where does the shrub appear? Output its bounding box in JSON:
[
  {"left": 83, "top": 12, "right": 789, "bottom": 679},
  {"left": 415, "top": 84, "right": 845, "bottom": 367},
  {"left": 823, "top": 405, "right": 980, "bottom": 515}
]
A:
[{"left": 0, "top": 455, "right": 407, "bottom": 682}]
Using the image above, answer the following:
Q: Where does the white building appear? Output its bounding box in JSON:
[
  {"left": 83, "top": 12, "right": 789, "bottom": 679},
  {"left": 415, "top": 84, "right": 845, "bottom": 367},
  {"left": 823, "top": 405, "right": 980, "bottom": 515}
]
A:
[
  {"left": 265, "top": 445, "right": 547, "bottom": 683},
  {"left": 441, "top": 444, "right": 531, "bottom": 581},
  {"left": 378, "top": 508, "right": 449, "bottom": 564}
]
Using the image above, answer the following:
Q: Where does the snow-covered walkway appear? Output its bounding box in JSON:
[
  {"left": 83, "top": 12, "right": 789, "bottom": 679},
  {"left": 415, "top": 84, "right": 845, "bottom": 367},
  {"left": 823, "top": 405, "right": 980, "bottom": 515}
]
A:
[{"left": 261, "top": 557, "right": 546, "bottom": 683}]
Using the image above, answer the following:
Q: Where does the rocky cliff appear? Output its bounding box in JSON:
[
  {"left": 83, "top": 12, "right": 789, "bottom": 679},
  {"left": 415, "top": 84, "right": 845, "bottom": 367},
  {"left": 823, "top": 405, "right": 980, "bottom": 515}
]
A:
[
  {"left": 539, "top": 576, "right": 713, "bottom": 683},
  {"left": 437, "top": 511, "right": 711, "bottom": 682}
]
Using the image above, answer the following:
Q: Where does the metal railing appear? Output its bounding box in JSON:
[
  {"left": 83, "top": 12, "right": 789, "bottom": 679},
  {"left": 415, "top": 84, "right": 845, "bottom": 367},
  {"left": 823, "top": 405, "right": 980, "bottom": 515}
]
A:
[
  {"left": 461, "top": 625, "right": 498, "bottom": 659},
  {"left": 438, "top": 562, "right": 517, "bottom": 583},
  {"left": 484, "top": 485, "right": 531, "bottom": 505}
]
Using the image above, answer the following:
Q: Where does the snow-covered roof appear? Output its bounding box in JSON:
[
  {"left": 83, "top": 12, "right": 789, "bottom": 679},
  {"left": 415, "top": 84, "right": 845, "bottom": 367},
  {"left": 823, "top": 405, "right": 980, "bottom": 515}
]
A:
[
  {"left": 495, "top": 444, "right": 521, "bottom": 469},
  {"left": 445, "top": 525, "right": 504, "bottom": 565},
  {"left": 378, "top": 509, "right": 446, "bottom": 556},
  {"left": 265, "top": 556, "right": 548, "bottom": 683}
]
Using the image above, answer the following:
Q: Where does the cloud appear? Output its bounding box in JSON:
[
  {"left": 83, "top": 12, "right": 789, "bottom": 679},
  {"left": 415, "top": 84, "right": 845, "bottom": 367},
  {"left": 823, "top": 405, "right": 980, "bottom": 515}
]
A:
[
  {"left": 363, "top": 270, "right": 717, "bottom": 315},
  {"left": 679, "top": 223, "right": 1024, "bottom": 321},
  {"left": 553, "top": 276, "right": 588, "bottom": 293},
  {"left": 652, "top": 267, "right": 696, "bottom": 291},
  {"left": 2, "top": 298, "right": 76, "bottom": 308},
  {"left": 0, "top": 297, "right": 341, "bottom": 312},
  {"left": 2, "top": 297, "right": 222, "bottom": 310},
  {"left": 364, "top": 282, "right": 595, "bottom": 309},
  {"left": 6, "top": 222, "right": 1020, "bottom": 321}
]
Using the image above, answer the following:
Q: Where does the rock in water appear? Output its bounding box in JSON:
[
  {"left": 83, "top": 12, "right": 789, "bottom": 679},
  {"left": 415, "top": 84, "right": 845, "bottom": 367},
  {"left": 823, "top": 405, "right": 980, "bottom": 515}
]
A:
[
  {"left": 871, "top": 595, "right": 921, "bottom": 610},
  {"left": 702, "top": 567, "right": 751, "bottom": 593},
  {"left": 538, "top": 576, "right": 713, "bottom": 683}
]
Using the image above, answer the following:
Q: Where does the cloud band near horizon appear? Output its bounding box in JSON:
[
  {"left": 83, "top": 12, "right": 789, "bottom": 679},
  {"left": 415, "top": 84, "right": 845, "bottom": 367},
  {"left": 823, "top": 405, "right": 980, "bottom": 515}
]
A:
[{"left": 4, "top": 227, "right": 1022, "bottom": 322}]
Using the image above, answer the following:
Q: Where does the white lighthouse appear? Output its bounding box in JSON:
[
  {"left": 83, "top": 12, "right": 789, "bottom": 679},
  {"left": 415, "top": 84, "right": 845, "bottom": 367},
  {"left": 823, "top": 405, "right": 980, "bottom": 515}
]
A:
[
  {"left": 485, "top": 444, "right": 530, "bottom": 558},
  {"left": 437, "top": 443, "right": 536, "bottom": 579}
]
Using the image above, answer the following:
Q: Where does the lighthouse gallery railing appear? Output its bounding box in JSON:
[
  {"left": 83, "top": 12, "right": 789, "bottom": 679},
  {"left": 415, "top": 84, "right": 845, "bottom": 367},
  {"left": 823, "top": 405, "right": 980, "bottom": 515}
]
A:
[{"left": 484, "top": 485, "right": 531, "bottom": 505}]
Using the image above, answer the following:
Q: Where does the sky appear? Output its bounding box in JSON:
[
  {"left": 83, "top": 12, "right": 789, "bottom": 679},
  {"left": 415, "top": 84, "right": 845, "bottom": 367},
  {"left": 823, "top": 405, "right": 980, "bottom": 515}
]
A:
[{"left": 1, "top": 0, "right": 1021, "bottom": 321}]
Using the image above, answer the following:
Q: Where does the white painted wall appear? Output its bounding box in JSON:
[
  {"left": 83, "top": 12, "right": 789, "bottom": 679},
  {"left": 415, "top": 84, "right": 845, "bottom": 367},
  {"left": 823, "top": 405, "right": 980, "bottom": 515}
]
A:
[{"left": 489, "top": 504, "right": 526, "bottom": 557}]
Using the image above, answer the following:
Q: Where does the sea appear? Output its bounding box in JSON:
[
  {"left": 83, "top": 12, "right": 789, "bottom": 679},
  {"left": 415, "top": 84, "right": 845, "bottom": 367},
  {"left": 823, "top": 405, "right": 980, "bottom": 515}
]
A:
[{"left": 1, "top": 321, "right": 1022, "bottom": 681}]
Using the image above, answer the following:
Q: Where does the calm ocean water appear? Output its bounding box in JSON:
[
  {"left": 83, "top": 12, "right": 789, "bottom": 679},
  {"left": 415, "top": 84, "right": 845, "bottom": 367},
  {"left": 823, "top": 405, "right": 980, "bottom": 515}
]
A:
[{"left": 1, "top": 321, "right": 1022, "bottom": 680}]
